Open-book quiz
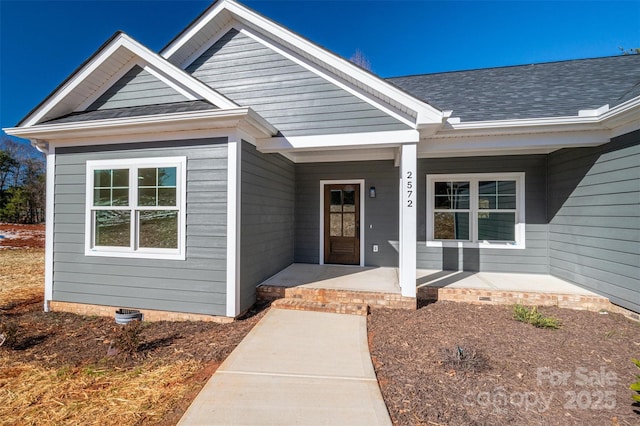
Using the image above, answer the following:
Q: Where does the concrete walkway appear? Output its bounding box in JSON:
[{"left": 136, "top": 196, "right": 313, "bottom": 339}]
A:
[{"left": 178, "top": 309, "right": 391, "bottom": 426}]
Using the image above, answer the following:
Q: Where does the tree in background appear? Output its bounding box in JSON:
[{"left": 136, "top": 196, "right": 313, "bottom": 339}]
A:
[
  {"left": 0, "top": 137, "right": 45, "bottom": 224},
  {"left": 350, "top": 49, "right": 371, "bottom": 71}
]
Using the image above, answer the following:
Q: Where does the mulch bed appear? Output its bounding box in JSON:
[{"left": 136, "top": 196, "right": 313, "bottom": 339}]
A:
[{"left": 368, "top": 301, "right": 640, "bottom": 425}]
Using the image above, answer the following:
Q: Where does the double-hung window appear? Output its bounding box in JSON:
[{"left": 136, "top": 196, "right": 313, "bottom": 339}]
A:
[
  {"left": 427, "top": 173, "right": 525, "bottom": 248},
  {"left": 85, "top": 157, "right": 187, "bottom": 259}
]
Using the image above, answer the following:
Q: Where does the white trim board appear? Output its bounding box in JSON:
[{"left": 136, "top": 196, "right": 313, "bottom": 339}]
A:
[
  {"left": 319, "top": 179, "right": 366, "bottom": 267},
  {"left": 226, "top": 136, "right": 242, "bottom": 317},
  {"left": 44, "top": 144, "right": 56, "bottom": 311}
]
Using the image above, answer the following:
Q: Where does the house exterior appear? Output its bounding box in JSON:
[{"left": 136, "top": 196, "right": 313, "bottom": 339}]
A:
[{"left": 5, "top": 0, "right": 639, "bottom": 319}]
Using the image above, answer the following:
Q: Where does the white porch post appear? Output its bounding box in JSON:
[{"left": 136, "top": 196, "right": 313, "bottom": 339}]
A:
[{"left": 398, "top": 143, "right": 417, "bottom": 297}]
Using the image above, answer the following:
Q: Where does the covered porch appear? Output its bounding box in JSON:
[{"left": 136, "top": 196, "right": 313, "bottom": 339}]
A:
[{"left": 257, "top": 264, "right": 611, "bottom": 313}]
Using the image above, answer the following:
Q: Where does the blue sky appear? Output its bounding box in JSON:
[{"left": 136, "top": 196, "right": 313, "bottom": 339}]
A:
[{"left": 1, "top": 0, "right": 639, "bottom": 136}]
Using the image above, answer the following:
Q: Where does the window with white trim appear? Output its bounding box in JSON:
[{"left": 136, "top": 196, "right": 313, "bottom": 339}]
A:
[
  {"left": 85, "top": 157, "right": 187, "bottom": 259},
  {"left": 426, "top": 173, "right": 525, "bottom": 248}
]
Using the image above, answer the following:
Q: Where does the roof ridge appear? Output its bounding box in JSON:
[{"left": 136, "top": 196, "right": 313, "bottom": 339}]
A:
[{"left": 386, "top": 54, "right": 640, "bottom": 80}]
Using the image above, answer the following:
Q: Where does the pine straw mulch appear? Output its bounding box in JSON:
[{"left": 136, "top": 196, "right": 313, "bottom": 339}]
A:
[
  {"left": 368, "top": 301, "right": 640, "bottom": 425},
  {"left": 0, "top": 295, "right": 268, "bottom": 425},
  {"left": 1, "top": 275, "right": 267, "bottom": 425}
]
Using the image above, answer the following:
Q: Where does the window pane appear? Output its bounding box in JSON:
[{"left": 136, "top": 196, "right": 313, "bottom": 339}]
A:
[
  {"left": 434, "top": 195, "right": 452, "bottom": 209},
  {"left": 138, "top": 168, "right": 156, "bottom": 186},
  {"left": 138, "top": 188, "right": 157, "bottom": 206},
  {"left": 343, "top": 213, "right": 356, "bottom": 237},
  {"left": 343, "top": 190, "right": 355, "bottom": 205},
  {"left": 94, "top": 170, "right": 111, "bottom": 187},
  {"left": 158, "top": 188, "right": 177, "bottom": 206},
  {"left": 112, "top": 188, "right": 129, "bottom": 206},
  {"left": 330, "top": 190, "right": 342, "bottom": 212},
  {"left": 478, "top": 195, "right": 496, "bottom": 209},
  {"left": 95, "top": 211, "right": 130, "bottom": 247},
  {"left": 94, "top": 169, "right": 129, "bottom": 206},
  {"left": 158, "top": 167, "right": 177, "bottom": 187},
  {"left": 139, "top": 211, "right": 178, "bottom": 249},
  {"left": 434, "top": 181, "right": 469, "bottom": 209},
  {"left": 478, "top": 212, "right": 515, "bottom": 241},
  {"left": 330, "top": 213, "right": 342, "bottom": 236},
  {"left": 479, "top": 181, "right": 496, "bottom": 195},
  {"left": 498, "top": 195, "right": 516, "bottom": 209},
  {"left": 94, "top": 189, "right": 111, "bottom": 206},
  {"left": 498, "top": 180, "right": 516, "bottom": 194},
  {"left": 112, "top": 169, "right": 129, "bottom": 187},
  {"left": 434, "top": 212, "right": 469, "bottom": 240}
]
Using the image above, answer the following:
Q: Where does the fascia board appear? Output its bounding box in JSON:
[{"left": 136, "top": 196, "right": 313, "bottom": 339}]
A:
[
  {"left": 600, "top": 96, "right": 640, "bottom": 136},
  {"left": 20, "top": 32, "right": 238, "bottom": 128},
  {"left": 257, "top": 129, "right": 420, "bottom": 153},
  {"left": 4, "top": 108, "right": 275, "bottom": 141},
  {"left": 420, "top": 130, "right": 610, "bottom": 156},
  {"left": 435, "top": 96, "right": 640, "bottom": 140}
]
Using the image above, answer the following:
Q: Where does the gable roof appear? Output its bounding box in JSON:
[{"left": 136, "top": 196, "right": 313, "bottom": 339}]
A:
[
  {"left": 388, "top": 55, "right": 640, "bottom": 122},
  {"left": 16, "top": 31, "right": 239, "bottom": 127},
  {"left": 160, "top": 0, "right": 444, "bottom": 128}
]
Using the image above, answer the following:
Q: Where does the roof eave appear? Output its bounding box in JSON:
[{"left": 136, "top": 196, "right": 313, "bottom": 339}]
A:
[
  {"left": 430, "top": 96, "right": 640, "bottom": 139},
  {"left": 4, "top": 107, "right": 276, "bottom": 142}
]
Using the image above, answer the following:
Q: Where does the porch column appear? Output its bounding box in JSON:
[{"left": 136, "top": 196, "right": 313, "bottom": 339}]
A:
[{"left": 398, "top": 143, "right": 417, "bottom": 298}]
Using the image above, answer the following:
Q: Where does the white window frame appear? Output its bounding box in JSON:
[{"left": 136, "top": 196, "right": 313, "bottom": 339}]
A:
[
  {"left": 426, "top": 172, "right": 526, "bottom": 249},
  {"left": 85, "top": 156, "right": 187, "bottom": 260}
]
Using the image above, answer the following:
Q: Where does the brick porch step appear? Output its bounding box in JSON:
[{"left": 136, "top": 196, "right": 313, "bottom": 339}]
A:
[
  {"left": 271, "top": 298, "right": 369, "bottom": 316},
  {"left": 257, "top": 285, "right": 416, "bottom": 310}
]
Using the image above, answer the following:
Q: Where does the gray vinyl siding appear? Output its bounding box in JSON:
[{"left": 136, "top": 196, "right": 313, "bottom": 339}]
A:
[
  {"left": 87, "top": 65, "right": 189, "bottom": 111},
  {"left": 548, "top": 131, "right": 640, "bottom": 313},
  {"left": 53, "top": 138, "right": 228, "bottom": 316},
  {"left": 417, "top": 155, "right": 549, "bottom": 273},
  {"left": 240, "top": 142, "right": 295, "bottom": 312},
  {"left": 186, "top": 29, "right": 409, "bottom": 137},
  {"left": 295, "top": 161, "right": 399, "bottom": 267}
]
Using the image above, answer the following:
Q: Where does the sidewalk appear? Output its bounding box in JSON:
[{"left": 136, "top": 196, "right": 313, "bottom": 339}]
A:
[{"left": 178, "top": 309, "right": 392, "bottom": 425}]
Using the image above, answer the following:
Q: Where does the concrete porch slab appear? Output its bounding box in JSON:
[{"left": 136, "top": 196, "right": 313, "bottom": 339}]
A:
[
  {"left": 416, "top": 269, "right": 601, "bottom": 295},
  {"left": 259, "top": 263, "right": 401, "bottom": 294}
]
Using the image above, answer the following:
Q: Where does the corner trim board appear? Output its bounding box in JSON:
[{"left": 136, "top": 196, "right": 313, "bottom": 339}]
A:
[
  {"left": 44, "top": 145, "right": 56, "bottom": 311},
  {"left": 226, "top": 136, "right": 241, "bottom": 317}
]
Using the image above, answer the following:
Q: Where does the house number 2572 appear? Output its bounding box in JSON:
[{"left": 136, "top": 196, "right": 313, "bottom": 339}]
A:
[{"left": 406, "top": 171, "right": 414, "bottom": 207}]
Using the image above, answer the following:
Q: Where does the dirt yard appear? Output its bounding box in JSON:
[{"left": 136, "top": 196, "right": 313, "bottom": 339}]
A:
[
  {"left": 0, "top": 227, "right": 266, "bottom": 425},
  {"left": 369, "top": 302, "right": 640, "bottom": 425}
]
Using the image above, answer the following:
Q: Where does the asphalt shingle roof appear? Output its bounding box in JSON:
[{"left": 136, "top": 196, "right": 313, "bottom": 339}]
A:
[
  {"left": 387, "top": 55, "right": 640, "bottom": 122},
  {"left": 42, "top": 100, "right": 217, "bottom": 125}
]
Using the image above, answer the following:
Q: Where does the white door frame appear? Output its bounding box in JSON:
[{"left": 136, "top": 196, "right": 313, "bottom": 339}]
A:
[{"left": 319, "top": 179, "right": 365, "bottom": 267}]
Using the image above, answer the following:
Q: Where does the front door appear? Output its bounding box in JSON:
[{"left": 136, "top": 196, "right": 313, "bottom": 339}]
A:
[{"left": 324, "top": 184, "right": 360, "bottom": 265}]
